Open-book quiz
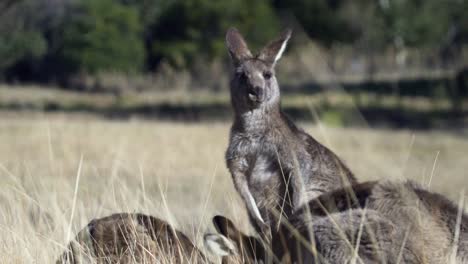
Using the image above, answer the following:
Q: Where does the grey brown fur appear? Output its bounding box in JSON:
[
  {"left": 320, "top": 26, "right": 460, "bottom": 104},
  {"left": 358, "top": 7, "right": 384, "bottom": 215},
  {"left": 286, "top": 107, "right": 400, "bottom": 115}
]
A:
[
  {"left": 56, "top": 213, "right": 208, "bottom": 264},
  {"left": 225, "top": 28, "right": 356, "bottom": 237},
  {"left": 206, "top": 180, "right": 468, "bottom": 263},
  {"left": 205, "top": 211, "right": 397, "bottom": 264},
  {"left": 292, "top": 180, "right": 468, "bottom": 263}
]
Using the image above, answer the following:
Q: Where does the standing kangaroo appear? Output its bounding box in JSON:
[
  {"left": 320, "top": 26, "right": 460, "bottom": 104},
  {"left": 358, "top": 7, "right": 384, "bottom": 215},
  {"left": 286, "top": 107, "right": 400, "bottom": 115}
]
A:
[{"left": 225, "top": 27, "right": 356, "bottom": 238}]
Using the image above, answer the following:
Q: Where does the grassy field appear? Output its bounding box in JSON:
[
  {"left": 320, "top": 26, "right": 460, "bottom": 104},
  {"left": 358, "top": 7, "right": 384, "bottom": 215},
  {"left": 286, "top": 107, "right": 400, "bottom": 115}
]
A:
[{"left": 0, "top": 112, "right": 467, "bottom": 262}]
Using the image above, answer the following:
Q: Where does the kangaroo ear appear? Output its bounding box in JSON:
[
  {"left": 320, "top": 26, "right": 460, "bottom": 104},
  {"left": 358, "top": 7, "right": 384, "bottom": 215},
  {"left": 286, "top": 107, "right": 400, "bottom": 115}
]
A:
[
  {"left": 212, "top": 215, "right": 266, "bottom": 262},
  {"left": 258, "top": 29, "right": 292, "bottom": 66},
  {"left": 226, "top": 27, "right": 252, "bottom": 66},
  {"left": 212, "top": 215, "right": 240, "bottom": 239}
]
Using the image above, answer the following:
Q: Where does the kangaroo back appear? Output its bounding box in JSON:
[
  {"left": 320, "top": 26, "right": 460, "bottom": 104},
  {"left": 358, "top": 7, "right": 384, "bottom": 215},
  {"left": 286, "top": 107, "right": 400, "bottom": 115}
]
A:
[
  {"left": 411, "top": 184, "right": 468, "bottom": 262},
  {"left": 56, "top": 213, "right": 207, "bottom": 264},
  {"left": 296, "top": 180, "right": 468, "bottom": 263}
]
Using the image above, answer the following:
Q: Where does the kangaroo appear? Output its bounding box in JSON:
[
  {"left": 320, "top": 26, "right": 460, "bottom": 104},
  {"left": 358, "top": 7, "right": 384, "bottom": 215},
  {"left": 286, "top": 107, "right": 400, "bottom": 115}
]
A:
[
  {"left": 293, "top": 180, "right": 468, "bottom": 263},
  {"left": 56, "top": 213, "right": 208, "bottom": 264},
  {"left": 205, "top": 212, "right": 397, "bottom": 264},
  {"left": 225, "top": 27, "right": 356, "bottom": 238},
  {"left": 206, "top": 181, "right": 468, "bottom": 263}
]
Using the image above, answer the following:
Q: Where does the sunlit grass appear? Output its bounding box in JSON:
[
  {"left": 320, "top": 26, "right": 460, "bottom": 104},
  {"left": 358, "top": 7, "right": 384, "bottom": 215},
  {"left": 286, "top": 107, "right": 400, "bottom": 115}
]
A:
[{"left": 0, "top": 113, "right": 467, "bottom": 262}]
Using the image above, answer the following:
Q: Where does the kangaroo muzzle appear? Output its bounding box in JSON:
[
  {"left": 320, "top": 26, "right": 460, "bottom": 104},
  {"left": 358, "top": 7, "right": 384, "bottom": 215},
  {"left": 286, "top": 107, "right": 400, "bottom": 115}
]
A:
[{"left": 248, "top": 86, "right": 264, "bottom": 102}]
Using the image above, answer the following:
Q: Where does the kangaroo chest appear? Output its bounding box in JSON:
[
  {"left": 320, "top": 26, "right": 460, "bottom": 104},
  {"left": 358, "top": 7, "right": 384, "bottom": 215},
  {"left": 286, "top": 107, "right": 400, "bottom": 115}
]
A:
[
  {"left": 230, "top": 131, "right": 310, "bottom": 182},
  {"left": 250, "top": 154, "right": 279, "bottom": 182},
  {"left": 232, "top": 133, "right": 295, "bottom": 195},
  {"left": 242, "top": 137, "right": 280, "bottom": 181},
  {"left": 245, "top": 136, "right": 302, "bottom": 220},
  {"left": 230, "top": 130, "right": 325, "bottom": 207}
]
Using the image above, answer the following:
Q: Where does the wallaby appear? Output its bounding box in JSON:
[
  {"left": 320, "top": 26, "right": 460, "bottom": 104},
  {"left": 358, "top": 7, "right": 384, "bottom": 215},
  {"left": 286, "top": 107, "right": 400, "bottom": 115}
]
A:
[
  {"left": 56, "top": 213, "right": 208, "bottom": 264},
  {"left": 205, "top": 212, "right": 397, "bottom": 264},
  {"left": 225, "top": 27, "right": 356, "bottom": 238}
]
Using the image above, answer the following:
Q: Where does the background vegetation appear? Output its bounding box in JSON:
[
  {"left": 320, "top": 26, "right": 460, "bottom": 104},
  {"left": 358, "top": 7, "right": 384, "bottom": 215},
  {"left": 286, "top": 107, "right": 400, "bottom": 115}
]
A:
[
  {"left": 1, "top": 0, "right": 468, "bottom": 129},
  {"left": 1, "top": 0, "right": 467, "bottom": 104}
]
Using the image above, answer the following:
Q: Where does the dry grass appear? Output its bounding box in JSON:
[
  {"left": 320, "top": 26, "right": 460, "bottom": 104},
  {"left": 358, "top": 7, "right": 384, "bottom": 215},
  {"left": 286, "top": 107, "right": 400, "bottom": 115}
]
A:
[{"left": 0, "top": 113, "right": 467, "bottom": 262}]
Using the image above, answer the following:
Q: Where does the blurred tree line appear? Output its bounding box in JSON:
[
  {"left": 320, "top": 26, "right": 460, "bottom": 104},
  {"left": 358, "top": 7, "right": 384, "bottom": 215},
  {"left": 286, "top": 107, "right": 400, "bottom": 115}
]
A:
[{"left": 0, "top": 0, "right": 467, "bottom": 90}]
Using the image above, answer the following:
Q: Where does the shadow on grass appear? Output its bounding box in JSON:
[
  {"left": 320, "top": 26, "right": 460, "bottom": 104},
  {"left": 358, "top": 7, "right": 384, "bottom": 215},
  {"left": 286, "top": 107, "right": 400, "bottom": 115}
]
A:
[
  {"left": 284, "top": 77, "right": 455, "bottom": 97},
  {"left": 1, "top": 100, "right": 467, "bottom": 130}
]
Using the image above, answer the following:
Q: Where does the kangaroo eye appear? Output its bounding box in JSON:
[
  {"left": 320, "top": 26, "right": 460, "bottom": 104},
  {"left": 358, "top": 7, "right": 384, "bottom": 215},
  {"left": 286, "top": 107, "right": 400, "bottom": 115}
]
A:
[{"left": 263, "top": 71, "right": 272, "bottom": 80}]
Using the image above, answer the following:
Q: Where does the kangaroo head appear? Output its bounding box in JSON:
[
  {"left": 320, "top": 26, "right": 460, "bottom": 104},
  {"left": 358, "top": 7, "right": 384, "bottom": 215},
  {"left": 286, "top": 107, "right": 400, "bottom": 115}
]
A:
[{"left": 226, "top": 28, "right": 291, "bottom": 112}]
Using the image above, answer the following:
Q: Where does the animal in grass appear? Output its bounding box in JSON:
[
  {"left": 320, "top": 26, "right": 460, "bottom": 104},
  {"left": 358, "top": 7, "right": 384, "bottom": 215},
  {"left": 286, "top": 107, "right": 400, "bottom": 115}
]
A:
[
  {"left": 205, "top": 211, "right": 397, "bottom": 264},
  {"left": 206, "top": 180, "right": 468, "bottom": 263},
  {"left": 296, "top": 180, "right": 468, "bottom": 264},
  {"left": 224, "top": 27, "right": 356, "bottom": 239},
  {"left": 56, "top": 213, "right": 208, "bottom": 264}
]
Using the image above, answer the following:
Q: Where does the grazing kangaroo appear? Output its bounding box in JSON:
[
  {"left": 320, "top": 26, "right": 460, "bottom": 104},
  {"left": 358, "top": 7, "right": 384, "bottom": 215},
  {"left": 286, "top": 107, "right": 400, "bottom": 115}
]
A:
[
  {"left": 225, "top": 27, "right": 356, "bottom": 238},
  {"left": 56, "top": 213, "right": 208, "bottom": 264},
  {"left": 206, "top": 181, "right": 468, "bottom": 263},
  {"left": 294, "top": 180, "right": 468, "bottom": 263}
]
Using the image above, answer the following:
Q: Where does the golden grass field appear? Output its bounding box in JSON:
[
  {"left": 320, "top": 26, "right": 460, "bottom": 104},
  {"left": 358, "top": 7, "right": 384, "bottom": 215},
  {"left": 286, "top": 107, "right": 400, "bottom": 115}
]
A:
[{"left": 1, "top": 112, "right": 468, "bottom": 262}]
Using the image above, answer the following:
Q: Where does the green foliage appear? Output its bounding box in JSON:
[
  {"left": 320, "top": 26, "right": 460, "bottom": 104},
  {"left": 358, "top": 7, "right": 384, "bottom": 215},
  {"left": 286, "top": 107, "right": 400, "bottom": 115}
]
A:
[
  {"left": 365, "top": 0, "right": 466, "bottom": 49},
  {"left": 1, "top": 0, "right": 467, "bottom": 83},
  {"left": 0, "top": 31, "right": 46, "bottom": 72},
  {"left": 59, "top": 0, "right": 145, "bottom": 74},
  {"left": 0, "top": 0, "right": 47, "bottom": 74},
  {"left": 376, "top": 0, "right": 451, "bottom": 47},
  {"left": 148, "top": 0, "right": 280, "bottom": 68},
  {"left": 285, "top": 0, "right": 359, "bottom": 46}
]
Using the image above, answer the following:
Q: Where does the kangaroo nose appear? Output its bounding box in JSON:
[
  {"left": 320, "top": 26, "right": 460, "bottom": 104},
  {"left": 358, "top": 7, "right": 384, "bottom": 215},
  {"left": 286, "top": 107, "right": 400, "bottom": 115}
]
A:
[
  {"left": 255, "top": 86, "right": 265, "bottom": 96},
  {"left": 248, "top": 86, "right": 264, "bottom": 102}
]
